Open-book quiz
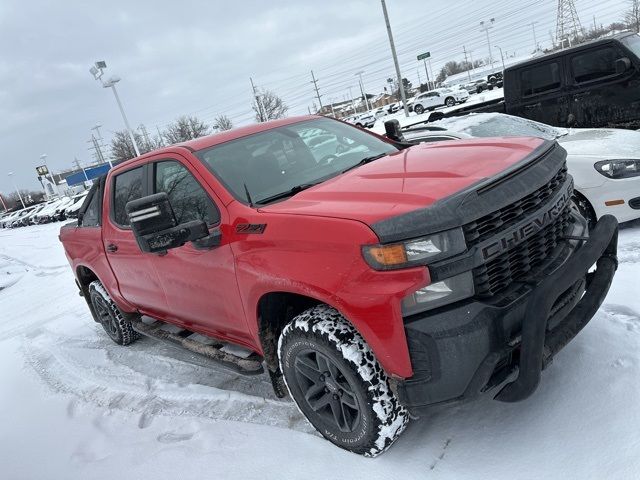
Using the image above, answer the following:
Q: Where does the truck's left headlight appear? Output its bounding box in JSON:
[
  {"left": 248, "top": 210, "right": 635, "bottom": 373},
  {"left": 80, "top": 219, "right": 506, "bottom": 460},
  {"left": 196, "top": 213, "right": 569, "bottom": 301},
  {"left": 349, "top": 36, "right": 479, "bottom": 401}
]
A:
[
  {"left": 594, "top": 159, "right": 640, "bottom": 179},
  {"left": 362, "top": 228, "right": 466, "bottom": 270}
]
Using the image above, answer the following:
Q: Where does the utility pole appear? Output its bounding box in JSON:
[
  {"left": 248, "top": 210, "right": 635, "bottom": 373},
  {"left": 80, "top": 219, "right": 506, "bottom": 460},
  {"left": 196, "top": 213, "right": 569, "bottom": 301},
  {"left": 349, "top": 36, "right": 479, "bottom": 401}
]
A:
[
  {"left": 355, "top": 72, "right": 371, "bottom": 111},
  {"left": 139, "top": 124, "right": 151, "bottom": 151},
  {"left": 381, "top": 0, "right": 408, "bottom": 117},
  {"left": 463, "top": 45, "right": 472, "bottom": 81},
  {"left": 7, "top": 172, "right": 26, "bottom": 209},
  {"left": 90, "top": 134, "right": 112, "bottom": 168},
  {"left": 556, "top": 0, "right": 585, "bottom": 49},
  {"left": 417, "top": 68, "right": 422, "bottom": 86},
  {"left": 480, "top": 18, "right": 496, "bottom": 70},
  {"left": 74, "top": 157, "right": 90, "bottom": 182},
  {"left": 156, "top": 126, "right": 165, "bottom": 146},
  {"left": 0, "top": 193, "right": 7, "bottom": 212},
  {"left": 529, "top": 21, "right": 539, "bottom": 51},
  {"left": 347, "top": 86, "right": 357, "bottom": 114},
  {"left": 250, "top": 77, "right": 266, "bottom": 122},
  {"left": 494, "top": 46, "right": 506, "bottom": 71},
  {"left": 310, "top": 70, "right": 323, "bottom": 111}
]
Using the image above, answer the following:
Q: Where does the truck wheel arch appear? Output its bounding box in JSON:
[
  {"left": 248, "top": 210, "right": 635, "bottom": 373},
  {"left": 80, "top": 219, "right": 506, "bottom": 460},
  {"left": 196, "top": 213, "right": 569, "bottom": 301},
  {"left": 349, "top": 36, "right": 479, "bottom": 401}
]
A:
[{"left": 76, "top": 265, "right": 101, "bottom": 322}]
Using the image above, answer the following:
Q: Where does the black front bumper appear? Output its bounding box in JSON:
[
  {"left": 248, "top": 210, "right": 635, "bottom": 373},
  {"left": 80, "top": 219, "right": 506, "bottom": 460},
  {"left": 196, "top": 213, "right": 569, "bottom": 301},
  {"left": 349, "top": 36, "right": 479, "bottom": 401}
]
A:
[{"left": 397, "top": 215, "right": 618, "bottom": 414}]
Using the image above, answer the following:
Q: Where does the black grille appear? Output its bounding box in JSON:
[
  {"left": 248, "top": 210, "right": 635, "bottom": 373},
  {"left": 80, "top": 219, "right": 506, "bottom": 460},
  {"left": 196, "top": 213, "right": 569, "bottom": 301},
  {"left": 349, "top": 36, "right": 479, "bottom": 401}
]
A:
[
  {"left": 630, "top": 196, "right": 640, "bottom": 210},
  {"left": 463, "top": 164, "right": 568, "bottom": 247},
  {"left": 472, "top": 204, "right": 572, "bottom": 297}
]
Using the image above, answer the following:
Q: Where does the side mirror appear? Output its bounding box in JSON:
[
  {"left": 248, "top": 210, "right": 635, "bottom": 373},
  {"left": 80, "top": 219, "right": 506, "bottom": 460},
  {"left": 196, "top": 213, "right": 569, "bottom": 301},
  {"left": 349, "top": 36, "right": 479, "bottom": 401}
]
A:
[
  {"left": 616, "top": 57, "right": 631, "bottom": 74},
  {"left": 125, "top": 192, "right": 209, "bottom": 254}
]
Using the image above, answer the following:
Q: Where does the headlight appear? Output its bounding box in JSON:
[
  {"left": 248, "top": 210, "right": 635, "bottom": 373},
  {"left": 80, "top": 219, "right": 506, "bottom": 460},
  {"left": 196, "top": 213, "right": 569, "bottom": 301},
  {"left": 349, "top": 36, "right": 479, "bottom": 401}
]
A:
[
  {"left": 362, "top": 228, "right": 466, "bottom": 270},
  {"left": 401, "top": 271, "right": 475, "bottom": 315},
  {"left": 594, "top": 159, "right": 640, "bottom": 179}
]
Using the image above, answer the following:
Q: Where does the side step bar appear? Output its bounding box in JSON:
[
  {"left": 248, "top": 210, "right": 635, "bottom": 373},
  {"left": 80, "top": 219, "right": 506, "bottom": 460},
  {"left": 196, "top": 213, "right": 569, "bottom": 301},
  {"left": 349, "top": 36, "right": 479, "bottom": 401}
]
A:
[{"left": 130, "top": 316, "right": 264, "bottom": 376}]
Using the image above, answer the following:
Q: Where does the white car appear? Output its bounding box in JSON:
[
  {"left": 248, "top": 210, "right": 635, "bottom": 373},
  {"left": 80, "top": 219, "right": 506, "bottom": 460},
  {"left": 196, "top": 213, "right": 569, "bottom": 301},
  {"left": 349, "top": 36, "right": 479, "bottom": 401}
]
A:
[
  {"left": 412, "top": 88, "right": 469, "bottom": 115},
  {"left": 354, "top": 114, "right": 376, "bottom": 128},
  {"left": 401, "top": 112, "right": 640, "bottom": 225}
]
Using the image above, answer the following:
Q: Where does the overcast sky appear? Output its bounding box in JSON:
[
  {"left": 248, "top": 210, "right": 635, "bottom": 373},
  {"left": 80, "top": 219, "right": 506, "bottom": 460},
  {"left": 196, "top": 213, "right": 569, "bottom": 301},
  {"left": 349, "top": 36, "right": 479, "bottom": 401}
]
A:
[{"left": 0, "top": 0, "right": 627, "bottom": 195}]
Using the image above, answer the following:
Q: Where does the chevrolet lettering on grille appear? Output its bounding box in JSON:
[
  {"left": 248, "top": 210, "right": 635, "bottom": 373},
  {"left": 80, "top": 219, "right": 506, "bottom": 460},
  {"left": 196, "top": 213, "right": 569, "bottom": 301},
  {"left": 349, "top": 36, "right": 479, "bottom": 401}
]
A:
[{"left": 480, "top": 179, "right": 574, "bottom": 262}]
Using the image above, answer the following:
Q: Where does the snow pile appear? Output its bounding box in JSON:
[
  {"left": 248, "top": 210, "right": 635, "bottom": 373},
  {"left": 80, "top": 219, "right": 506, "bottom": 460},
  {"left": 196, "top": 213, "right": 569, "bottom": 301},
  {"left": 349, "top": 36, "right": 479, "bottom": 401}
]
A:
[{"left": 1, "top": 221, "right": 639, "bottom": 479}]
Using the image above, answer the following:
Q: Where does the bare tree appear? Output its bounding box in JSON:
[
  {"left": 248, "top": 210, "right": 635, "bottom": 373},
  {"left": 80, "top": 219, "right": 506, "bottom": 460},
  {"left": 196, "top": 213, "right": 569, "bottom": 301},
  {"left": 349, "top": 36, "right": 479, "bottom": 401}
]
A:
[
  {"left": 253, "top": 90, "right": 288, "bottom": 122},
  {"left": 627, "top": 0, "right": 640, "bottom": 32},
  {"left": 213, "top": 115, "right": 234, "bottom": 131},
  {"left": 163, "top": 115, "right": 211, "bottom": 145},
  {"left": 110, "top": 130, "right": 145, "bottom": 163}
]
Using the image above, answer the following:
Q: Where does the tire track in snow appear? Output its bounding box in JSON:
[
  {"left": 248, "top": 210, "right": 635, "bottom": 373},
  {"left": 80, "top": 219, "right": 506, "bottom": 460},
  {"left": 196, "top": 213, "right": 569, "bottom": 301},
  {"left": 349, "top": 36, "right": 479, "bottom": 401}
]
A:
[{"left": 21, "top": 327, "right": 315, "bottom": 434}]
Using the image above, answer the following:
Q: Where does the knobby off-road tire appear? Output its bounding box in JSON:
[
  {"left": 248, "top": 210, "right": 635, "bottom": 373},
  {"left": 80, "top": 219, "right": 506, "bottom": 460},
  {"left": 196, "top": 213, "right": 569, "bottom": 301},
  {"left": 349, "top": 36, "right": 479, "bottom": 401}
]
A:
[
  {"left": 278, "top": 305, "right": 409, "bottom": 457},
  {"left": 88, "top": 280, "right": 139, "bottom": 346}
]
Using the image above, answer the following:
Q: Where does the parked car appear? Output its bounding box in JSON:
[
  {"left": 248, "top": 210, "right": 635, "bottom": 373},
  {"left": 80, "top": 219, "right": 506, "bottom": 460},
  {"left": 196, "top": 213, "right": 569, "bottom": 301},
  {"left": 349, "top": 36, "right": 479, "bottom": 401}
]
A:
[
  {"left": 387, "top": 102, "right": 400, "bottom": 113},
  {"left": 354, "top": 113, "right": 376, "bottom": 128},
  {"left": 398, "top": 112, "right": 640, "bottom": 225},
  {"left": 374, "top": 107, "right": 388, "bottom": 119},
  {"left": 412, "top": 88, "right": 469, "bottom": 114},
  {"left": 487, "top": 71, "right": 503, "bottom": 89},
  {"left": 60, "top": 115, "right": 618, "bottom": 456},
  {"left": 452, "top": 32, "right": 640, "bottom": 129},
  {"left": 64, "top": 192, "right": 89, "bottom": 219},
  {"left": 461, "top": 78, "right": 488, "bottom": 94}
]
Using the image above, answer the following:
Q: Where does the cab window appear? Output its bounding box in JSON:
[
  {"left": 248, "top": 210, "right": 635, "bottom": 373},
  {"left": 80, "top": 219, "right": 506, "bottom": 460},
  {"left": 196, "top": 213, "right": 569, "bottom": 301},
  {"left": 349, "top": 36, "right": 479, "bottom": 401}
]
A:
[
  {"left": 112, "top": 167, "right": 144, "bottom": 227},
  {"left": 154, "top": 160, "right": 220, "bottom": 225},
  {"left": 571, "top": 47, "right": 618, "bottom": 83},
  {"left": 520, "top": 61, "right": 561, "bottom": 96},
  {"left": 81, "top": 189, "right": 101, "bottom": 227}
]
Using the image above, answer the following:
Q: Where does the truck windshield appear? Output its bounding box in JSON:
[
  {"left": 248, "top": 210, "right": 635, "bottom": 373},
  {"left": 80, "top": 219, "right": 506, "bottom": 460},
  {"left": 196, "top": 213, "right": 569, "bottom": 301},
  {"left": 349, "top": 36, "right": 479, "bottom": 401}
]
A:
[
  {"left": 195, "top": 118, "right": 398, "bottom": 205},
  {"left": 621, "top": 34, "right": 640, "bottom": 59}
]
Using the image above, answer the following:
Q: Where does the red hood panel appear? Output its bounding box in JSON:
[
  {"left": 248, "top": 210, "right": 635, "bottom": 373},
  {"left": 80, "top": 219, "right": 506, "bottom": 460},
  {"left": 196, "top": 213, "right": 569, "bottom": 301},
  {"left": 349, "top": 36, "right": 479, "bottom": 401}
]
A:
[{"left": 260, "top": 137, "right": 545, "bottom": 225}]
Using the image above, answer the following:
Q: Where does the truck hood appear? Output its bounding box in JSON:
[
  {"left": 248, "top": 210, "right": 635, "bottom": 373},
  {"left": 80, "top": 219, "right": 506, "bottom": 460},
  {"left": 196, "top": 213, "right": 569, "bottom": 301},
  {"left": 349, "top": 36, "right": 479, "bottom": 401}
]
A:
[
  {"left": 260, "top": 137, "right": 546, "bottom": 226},
  {"left": 558, "top": 128, "right": 640, "bottom": 159}
]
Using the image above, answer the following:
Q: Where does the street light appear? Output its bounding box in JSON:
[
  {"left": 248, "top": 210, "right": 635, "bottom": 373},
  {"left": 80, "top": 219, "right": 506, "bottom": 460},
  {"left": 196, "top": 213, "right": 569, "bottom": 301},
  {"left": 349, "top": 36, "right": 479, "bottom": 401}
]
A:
[
  {"left": 90, "top": 61, "right": 141, "bottom": 157},
  {"left": 494, "top": 45, "right": 506, "bottom": 71},
  {"left": 7, "top": 172, "right": 26, "bottom": 209},
  {"left": 480, "top": 18, "right": 496, "bottom": 69}
]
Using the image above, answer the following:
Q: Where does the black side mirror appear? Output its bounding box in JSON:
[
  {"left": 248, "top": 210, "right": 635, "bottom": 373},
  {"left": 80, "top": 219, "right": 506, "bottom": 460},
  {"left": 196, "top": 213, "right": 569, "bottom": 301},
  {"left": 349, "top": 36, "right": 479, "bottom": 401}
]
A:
[
  {"left": 616, "top": 57, "right": 631, "bottom": 74},
  {"left": 125, "top": 192, "right": 209, "bottom": 254}
]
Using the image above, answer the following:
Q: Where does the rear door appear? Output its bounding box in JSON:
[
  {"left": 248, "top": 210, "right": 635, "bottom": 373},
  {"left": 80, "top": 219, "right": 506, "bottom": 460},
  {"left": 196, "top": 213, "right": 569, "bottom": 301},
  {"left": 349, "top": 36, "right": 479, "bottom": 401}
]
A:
[
  {"left": 509, "top": 59, "right": 570, "bottom": 126},
  {"left": 567, "top": 43, "right": 639, "bottom": 127},
  {"left": 102, "top": 163, "right": 167, "bottom": 316}
]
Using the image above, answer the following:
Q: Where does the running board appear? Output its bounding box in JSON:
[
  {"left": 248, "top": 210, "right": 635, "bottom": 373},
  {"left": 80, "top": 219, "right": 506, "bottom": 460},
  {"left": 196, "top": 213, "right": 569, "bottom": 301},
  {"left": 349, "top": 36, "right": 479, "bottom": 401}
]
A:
[{"left": 130, "top": 316, "right": 264, "bottom": 375}]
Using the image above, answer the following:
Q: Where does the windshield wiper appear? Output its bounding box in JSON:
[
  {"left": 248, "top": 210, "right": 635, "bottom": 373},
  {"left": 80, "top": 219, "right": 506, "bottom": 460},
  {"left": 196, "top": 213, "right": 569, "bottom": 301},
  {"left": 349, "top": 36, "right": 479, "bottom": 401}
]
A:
[
  {"left": 254, "top": 183, "right": 318, "bottom": 205},
  {"left": 342, "top": 153, "right": 387, "bottom": 173}
]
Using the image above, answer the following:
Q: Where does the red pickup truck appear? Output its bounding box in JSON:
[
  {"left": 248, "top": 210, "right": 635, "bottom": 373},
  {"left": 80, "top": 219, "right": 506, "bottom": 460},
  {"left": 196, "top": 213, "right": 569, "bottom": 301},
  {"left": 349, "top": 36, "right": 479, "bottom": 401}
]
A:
[{"left": 59, "top": 115, "right": 618, "bottom": 456}]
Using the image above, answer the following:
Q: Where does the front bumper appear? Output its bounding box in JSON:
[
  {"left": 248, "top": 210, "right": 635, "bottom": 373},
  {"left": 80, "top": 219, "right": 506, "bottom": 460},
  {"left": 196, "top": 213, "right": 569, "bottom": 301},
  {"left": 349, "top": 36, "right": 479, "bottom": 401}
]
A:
[{"left": 397, "top": 215, "right": 618, "bottom": 414}]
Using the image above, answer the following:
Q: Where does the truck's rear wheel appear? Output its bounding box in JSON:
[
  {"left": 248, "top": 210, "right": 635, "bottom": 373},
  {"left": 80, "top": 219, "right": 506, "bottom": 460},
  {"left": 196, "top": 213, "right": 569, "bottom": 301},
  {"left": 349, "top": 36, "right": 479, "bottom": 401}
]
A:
[
  {"left": 278, "top": 305, "right": 409, "bottom": 457},
  {"left": 88, "top": 280, "right": 138, "bottom": 346}
]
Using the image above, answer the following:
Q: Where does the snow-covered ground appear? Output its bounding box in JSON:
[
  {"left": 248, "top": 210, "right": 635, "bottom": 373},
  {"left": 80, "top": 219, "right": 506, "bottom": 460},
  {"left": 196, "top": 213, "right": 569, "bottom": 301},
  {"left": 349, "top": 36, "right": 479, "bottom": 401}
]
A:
[{"left": 1, "top": 220, "right": 639, "bottom": 479}]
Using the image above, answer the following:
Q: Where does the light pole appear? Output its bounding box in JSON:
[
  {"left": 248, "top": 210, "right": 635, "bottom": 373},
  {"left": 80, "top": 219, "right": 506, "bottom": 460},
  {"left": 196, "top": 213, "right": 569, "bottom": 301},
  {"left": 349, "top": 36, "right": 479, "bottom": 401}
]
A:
[
  {"left": 494, "top": 46, "right": 506, "bottom": 71},
  {"left": 355, "top": 71, "right": 371, "bottom": 111},
  {"left": 480, "top": 18, "right": 496, "bottom": 70},
  {"left": 7, "top": 172, "right": 26, "bottom": 209},
  {"left": 529, "top": 21, "right": 539, "bottom": 51},
  {"left": 381, "top": 0, "right": 409, "bottom": 117},
  {"left": 90, "top": 61, "right": 141, "bottom": 157}
]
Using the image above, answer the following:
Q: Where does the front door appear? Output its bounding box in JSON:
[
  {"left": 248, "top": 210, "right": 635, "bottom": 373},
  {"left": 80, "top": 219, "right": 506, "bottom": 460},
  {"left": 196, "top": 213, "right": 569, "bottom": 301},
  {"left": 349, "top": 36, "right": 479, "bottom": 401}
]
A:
[
  {"left": 144, "top": 155, "right": 250, "bottom": 345},
  {"left": 566, "top": 43, "right": 640, "bottom": 127}
]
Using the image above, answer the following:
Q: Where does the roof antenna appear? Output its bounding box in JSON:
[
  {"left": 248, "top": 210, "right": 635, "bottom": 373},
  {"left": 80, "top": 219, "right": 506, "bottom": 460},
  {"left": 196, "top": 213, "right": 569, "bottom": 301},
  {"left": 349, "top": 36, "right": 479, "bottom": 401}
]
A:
[{"left": 244, "top": 183, "right": 254, "bottom": 207}]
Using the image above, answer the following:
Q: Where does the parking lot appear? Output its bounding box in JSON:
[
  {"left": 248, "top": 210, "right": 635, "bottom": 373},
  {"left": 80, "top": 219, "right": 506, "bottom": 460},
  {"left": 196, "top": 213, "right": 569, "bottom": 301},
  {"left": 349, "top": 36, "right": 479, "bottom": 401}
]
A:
[{"left": 1, "top": 219, "right": 639, "bottom": 478}]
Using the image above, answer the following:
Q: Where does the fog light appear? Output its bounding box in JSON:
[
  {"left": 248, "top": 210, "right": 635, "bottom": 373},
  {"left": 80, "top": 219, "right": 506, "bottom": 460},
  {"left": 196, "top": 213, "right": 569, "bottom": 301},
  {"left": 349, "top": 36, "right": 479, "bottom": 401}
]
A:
[{"left": 401, "top": 271, "right": 475, "bottom": 316}]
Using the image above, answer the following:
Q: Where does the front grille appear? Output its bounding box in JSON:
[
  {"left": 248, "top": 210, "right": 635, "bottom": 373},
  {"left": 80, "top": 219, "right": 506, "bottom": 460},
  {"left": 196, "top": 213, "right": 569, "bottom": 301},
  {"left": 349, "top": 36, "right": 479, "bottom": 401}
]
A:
[
  {"left": 463, "top": 164, "right": 568, "bottom": 247},
  {"left": 472, "top": 204, "right": 572, "bottom": 297},
  {"left": 463, "top": 162, "right": 571, "bottom": 298}
]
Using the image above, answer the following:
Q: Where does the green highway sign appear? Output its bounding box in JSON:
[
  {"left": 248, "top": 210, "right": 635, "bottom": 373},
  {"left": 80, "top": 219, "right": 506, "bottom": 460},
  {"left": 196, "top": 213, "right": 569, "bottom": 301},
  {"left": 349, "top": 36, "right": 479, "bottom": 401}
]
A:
[{"left": 417, "top": 51, "right": 431, "bottom": 61}]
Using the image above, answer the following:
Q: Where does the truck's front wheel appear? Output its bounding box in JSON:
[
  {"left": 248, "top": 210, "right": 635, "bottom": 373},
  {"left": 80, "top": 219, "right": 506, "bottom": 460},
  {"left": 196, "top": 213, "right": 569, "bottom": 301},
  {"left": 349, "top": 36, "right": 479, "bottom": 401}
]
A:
[
  {"left": 88, "top": 280, "right": 139, "bottom": 346},
  {"left": 278, "top": 305, "right": 409, "bottom": 456}
]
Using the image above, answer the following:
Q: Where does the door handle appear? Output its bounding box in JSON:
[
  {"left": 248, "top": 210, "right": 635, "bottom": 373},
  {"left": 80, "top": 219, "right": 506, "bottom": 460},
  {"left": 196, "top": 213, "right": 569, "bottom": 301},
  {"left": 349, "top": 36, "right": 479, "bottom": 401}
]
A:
[
  {"left": 524, "top": 102, "right": 542, "bottom": 110},
  {"left": 106, "top": 243, "right": 118, "bottom": 253}
]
